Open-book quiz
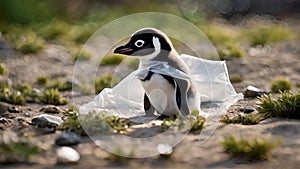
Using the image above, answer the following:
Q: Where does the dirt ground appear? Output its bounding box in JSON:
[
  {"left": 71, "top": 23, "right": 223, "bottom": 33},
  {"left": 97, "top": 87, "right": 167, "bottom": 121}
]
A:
[{"left": 0, "top": 17, "right": 300, "bottom": 169}]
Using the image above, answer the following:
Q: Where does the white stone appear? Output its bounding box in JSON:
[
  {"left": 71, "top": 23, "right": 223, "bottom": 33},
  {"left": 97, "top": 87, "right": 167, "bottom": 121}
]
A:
[{"left": 57, "top": 146, "right": 80, "bottom": 163}]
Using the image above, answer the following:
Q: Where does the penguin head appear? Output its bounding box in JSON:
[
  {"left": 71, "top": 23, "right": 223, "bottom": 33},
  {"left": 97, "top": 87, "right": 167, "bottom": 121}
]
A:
[{"left": 114, "top": 28, "right": 173, "bottom": 60}]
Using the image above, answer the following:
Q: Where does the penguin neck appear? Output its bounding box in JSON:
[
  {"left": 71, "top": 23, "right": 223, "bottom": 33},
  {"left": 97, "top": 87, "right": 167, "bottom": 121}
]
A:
[{"left": 139, "top": 49, "right": 177, "bottom": 69}]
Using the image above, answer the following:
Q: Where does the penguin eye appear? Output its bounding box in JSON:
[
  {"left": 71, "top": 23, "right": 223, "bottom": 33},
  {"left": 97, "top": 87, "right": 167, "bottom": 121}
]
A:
[{"left": 134, "top": 40, "right": 145, "bottom": 48}]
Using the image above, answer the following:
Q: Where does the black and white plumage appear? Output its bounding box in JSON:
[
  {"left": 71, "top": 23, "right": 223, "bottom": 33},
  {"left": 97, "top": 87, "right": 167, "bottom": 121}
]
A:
[{"left": 114, "top": 28, "right": 199, "bottom": 117}]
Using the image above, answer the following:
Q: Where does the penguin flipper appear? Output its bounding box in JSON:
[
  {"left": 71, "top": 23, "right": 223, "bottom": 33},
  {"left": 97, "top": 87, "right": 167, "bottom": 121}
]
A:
[
  {"left": 143, "top": 93, "right": 155, "bottom": 117},
  {"left": 174, "top": 78, "right": 190, "bottom": 116}
]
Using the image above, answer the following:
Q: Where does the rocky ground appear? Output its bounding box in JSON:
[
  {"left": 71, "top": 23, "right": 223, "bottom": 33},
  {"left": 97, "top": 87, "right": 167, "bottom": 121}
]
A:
[{"left": 0, "top": 17, "right": 300, "bottom": 169}]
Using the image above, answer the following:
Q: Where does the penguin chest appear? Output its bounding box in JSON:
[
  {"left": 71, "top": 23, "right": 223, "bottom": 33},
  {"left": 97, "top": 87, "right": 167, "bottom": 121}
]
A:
[{"left": 141, "top": 73, "right": 179, "bottom": 116}]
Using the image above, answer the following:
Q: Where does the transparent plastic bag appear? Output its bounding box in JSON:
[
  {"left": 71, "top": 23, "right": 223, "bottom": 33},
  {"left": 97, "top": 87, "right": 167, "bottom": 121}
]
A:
[{"left": 80, "top": 54, "right": 243, "bottom": 118}]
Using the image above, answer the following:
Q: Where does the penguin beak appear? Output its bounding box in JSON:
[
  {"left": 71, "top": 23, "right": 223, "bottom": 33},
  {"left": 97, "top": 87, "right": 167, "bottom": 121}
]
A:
[{"left": 114, "top": 45, "right": 134, "bottom": 55}]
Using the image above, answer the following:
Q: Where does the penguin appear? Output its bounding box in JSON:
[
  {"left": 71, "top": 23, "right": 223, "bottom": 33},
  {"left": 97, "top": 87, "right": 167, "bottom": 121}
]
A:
[{"left": 114, "top": 28, "right": 199, "bottom": 117}]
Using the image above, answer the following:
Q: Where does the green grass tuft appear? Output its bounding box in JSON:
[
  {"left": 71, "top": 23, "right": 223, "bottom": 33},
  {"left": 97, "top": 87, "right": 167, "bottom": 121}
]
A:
[
  {"left": 161, "top": 110, "right": 205, "bottom": 132},
  {"left": 190, "top": 110, "right": 205, "bottom": 131},
  {"left": 35, "top": 76, "right": 49, "bottom": 86},
  {"left": 221, "top": 113, "right": 264, "bottom": 125},
  {"left": 258, "top": 91, "right": 300, "bottom": 119},
  {"left": 8, "top": 31, "right": 45, "bottom": 54},
  {"left": 95, "top": 75, "right": 119, "bottom": 94},
  {"left": 221, "top": 135, "right": 280, "bottom": 160},
  {"left": 47, "top": 78, "right": 72, "bottom": 91},
  {"left": 58, "top": 108, "right": 129, "bottom": 135},
  {"left": 270, "top": 78, "right": 291, "bottom": 93},
  {"left": 0, "top": 141, "right": 40, "bottom": 162},
  {"left": 73, "top": 49, "right": 94, "bottom": 62},
  {"left": 105, "top": 146, "right": 135, "bottom": 161},
  {"left": 0, "top": 63, "right": 8, "bottom": 75},
  {"left": 218, "top": 43, "right": 244, "bottom": 60},
  {"left": 99, "top": 55, "right": 125, "bottom": 66},
  {"left": 230, "top": 74, "right": 242, "bottom": 83},
  {"left": 40, "top": 88, "right": 68, "bottom": 105},
  {"left": 0, "top": 85, "right": 26, "bottom": 105},
  {"left": 244, "top": 25, "right": 293, "bottom": 46}
]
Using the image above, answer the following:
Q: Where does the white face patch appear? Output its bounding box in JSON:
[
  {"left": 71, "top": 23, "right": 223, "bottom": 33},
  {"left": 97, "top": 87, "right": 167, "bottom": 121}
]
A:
[
  {"left": 135, "top": 40, "right": 145, "bottom": 48},
  {"left": 139, "top": 36, "right": 161, "bottom": 64}
]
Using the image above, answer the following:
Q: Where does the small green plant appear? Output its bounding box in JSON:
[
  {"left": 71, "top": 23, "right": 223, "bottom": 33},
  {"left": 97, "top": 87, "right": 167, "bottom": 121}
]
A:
[
  {"left": 244, "top": 25, "right": 293, "bottom": 46},
  {"left": 258, "top": 91, "right": 300, "bottom": 119},
  {"left": 161, "top": 115, "right": 177, "bottom": 131},
  {"left": 47, "top": 78, "right": 72, "bottom": 91},
  {"left": 73, "top": 50, "right": 93, "bottom": 61},
  {"left": 9, "top": 31, "right": 45, "bottom": 54},
  {"left": 0, "top": 85, "right": 26, "bottom": 105},
  {"left": 95, "top": 75, "right": 119, "bottom": 94},
  {"left": 297, "top": 83, "right": 300, "bottom": 88},
  {"left": 36, "top": 76, "right": 49, "bottom": 86},
  {"left": 40, "top": 88, "right": 68, "bottom": 105},
  {"left": 218, "top": 43, "right": 244, "bottom": 60},
  {"left": 105, "top": 116, "right": 129, "bottom": 134},
  {"left": 230, "top": 75, "right": 242, "bottom": 83},
  {"left": 58, "top": 108, "right": 86, "bottom": 135},
  {"left": 0, "top": 142, "right": 40, "bottom": 162},
  {"left": 38, "top": 19, "right": 70, "bottom": 40},
  {"left": 100, "top": 55, "right": 125, "bottom": 66},
  {"left": 221, "top": 135, "right": 281, "bottom": 160},
  {"left": 221, "top": 113, "right": 264, "bottom": 125},
  {"left": 161, "top": 111, "right": 205, "bottom": 132},
  {"left": 59, "top": 108, "right": 128, "bottom": 135},
  {"left": 270, "top": 78, "right": 291, "bottom": 93},
  {"left": 190, "top": 110, "right": 205, "bottom": 131},
  {"left": 0, "top": 63, "right": 8, "bottom": 75},
  {"left": 105, "top": 146, "right": 135, "bottom": 161}
]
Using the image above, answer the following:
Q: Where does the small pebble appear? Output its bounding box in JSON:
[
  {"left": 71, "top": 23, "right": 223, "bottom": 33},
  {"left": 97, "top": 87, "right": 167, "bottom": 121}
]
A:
[
  {"left": 57, "top": 146, "right": 80, "bottom": 163},
  {"left": 31, "top": 114, "right": 63, "bottom": 128},
  {"left": 8, "top": 106, "right": 20, "bottom": 113},
  {"left": 243, "top": 85, "right": 267, "bottom": 98},
  {"left": 239, "top": 107, "right": 256, "bottom": 114},
  {"left": 157, "top": 144, "right": 173, "bottom": 155},
  {"left": 40, "top": 105, "right": 62, "bottom": 114},
  {"left": 56, "top": 132, "right": 81, "bottom": 146}
]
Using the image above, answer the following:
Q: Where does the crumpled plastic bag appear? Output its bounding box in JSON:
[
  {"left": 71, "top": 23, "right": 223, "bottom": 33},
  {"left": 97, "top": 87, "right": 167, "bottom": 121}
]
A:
[{"left": 79, "top": 54, "right": 243, "bottom": 118}]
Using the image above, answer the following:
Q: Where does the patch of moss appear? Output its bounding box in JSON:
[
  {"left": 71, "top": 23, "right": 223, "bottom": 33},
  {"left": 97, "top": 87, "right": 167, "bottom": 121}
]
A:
[
  {"left": 40, "top": 88, "right": 68, "bottom": 105},
  {"left": 0, "top": 63, "right": 8, "bottom": 75},
  {"left": 270, "top": 78, "right": 291, "bottom": 93},
  {"left": 258, "top": 91, "right": 300, "bottom": 119},
  {"left": 95, "top": 75, "right": 119, "bottom": 94},
  {"left": 221, "top": 113, "right": 264, "bottom": 125},
  {"left": 221, "top": 135, "right": 281, "bottom": 160},
  {"left": 0, "top": 142, "right": 40, "bottom": 162},
  {"left": 100, "top": 55, "right": 125, "bottom": 66}
]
